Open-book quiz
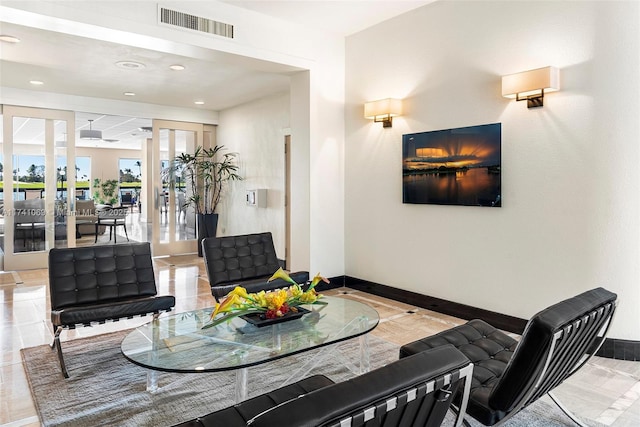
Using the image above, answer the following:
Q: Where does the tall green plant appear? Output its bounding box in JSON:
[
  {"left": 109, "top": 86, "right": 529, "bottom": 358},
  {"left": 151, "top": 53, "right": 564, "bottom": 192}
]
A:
[
  {"left": 92, "top": 178, "right": 119, "bottom": 205},
  {"left": 163, "top": 145, "right": 242, "bottom": 215}
]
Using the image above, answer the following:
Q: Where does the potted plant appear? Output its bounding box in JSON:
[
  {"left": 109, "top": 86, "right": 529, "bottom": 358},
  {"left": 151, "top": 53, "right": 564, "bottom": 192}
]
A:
[
  {"left": 92, "top": 178, "right": 119, "bottom": 205},
  {"left": 164, "top": 145, "right": 242, "bottom": 256}
]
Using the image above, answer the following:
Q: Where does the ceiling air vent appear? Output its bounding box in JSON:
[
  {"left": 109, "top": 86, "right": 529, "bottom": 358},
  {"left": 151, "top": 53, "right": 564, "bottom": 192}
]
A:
[{"left": 159, "top": 7, "right": 234, "bottom": 39}]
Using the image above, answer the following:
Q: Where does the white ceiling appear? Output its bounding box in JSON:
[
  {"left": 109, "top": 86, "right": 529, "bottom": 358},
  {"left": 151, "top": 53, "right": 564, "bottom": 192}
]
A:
[
  {"left": 0, "top": 21, "right": 297, "bottom": 113},
  {"left": 1, "top": 1, "right": 432, "bottom": 150},
  {"left": 219, "top": 1, "right": 433, "bottom": 36}
]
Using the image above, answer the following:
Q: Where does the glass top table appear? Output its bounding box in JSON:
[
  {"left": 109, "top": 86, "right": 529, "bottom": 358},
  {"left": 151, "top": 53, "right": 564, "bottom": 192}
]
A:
[{"left": 121, "top": 296, "right": 379, "bottom": 401}]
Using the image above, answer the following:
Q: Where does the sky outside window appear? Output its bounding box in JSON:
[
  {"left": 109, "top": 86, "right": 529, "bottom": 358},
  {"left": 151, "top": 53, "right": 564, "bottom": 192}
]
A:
[{"left": 9, "top": 155, "right": 90, "bottom": 182}]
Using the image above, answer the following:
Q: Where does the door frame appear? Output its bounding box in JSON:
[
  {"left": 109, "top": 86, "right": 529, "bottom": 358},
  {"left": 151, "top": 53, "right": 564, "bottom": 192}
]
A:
[
  {"left": 2, "top": 105, "right": 76, "bottom": 270},
  {"left": 284, "top": 134, "right": 292, "bottom": 270},
  {"left": 151, "top": 119, "right": 204, "bottom": 256}
]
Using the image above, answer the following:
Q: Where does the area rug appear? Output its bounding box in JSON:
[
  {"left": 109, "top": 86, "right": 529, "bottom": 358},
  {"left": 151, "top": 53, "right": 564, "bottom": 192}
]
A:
[
  {"left": 22, "top": 329, "right": 399, "bottom": 426},
  {"left": 21, "top": 330, "right": 602, "bottom": 427}
]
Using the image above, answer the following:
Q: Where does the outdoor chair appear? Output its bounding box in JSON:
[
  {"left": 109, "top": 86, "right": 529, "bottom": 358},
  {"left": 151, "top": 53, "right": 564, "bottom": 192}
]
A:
[
  {"left": 14, "top": 199, "right": 46, "bottom": 251},
  {"left": 174, "top": 344, "right": 474, "bottom": 427},
  {"left": 202, "top": 232, "right": 309, "bottom": 301},
  {"left": 120, "top": 193, "right": 135, "bottom": 212},
  {"left": 399, "top": 287, "right": 617, "bottom": 426},
  {"left": 48, "top": 242, "right": 175, "bottom": 378},
  {"left": 95, "top": 206, "right": 129, "bottom": 243},
  {"left": 177, "top": 192, "right": 187, "bottom": 222}
]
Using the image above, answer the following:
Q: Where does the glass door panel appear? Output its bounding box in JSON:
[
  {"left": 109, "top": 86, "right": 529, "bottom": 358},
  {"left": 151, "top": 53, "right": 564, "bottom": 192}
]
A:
[
  {"left": 151, "top": 120, "right": 203, "bottom": 256},
  {"left": 174, "top": 130, "right": 197, "bottom": 243},
  {"left": 12, "top": 118, "right": 47, "bottom": 255},
  {"left": 2, "top": 106, "right": 75, "bottom": 270},
  {"left": 159, "top": 128, "right": 169, "bottom": 243},
  {"left": 55, "top": 145, "right": 70, "bottom": 249}
]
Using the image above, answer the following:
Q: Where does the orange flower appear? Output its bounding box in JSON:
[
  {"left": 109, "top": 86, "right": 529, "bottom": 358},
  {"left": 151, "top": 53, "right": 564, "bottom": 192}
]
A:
[{"left": 210, "top": 293, "right": 241, "bottom": 320}]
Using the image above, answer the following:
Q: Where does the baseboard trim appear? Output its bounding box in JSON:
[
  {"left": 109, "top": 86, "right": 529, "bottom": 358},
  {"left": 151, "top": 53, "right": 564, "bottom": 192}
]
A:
[
  {"left": 322, "top": 275, "right": 638, "bottom": 361},
  {"left": 342, "top": 276, "right": 528, "bottom": 334},
  {"left": 316, "top": 275, "right": 344, "bottom": 293},
  {"left": 596, "top": 338, "right": 640, "bottom": 361}
]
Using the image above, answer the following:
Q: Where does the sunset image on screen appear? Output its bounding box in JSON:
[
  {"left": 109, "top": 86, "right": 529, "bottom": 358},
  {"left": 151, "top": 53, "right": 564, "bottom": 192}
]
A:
[{"left": 402, "top": 123, "right": 501, "bottom": 207}]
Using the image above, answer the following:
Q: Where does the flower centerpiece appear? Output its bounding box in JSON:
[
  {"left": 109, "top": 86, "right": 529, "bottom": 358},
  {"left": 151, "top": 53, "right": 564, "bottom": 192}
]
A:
[{"left": 203, "top": 268, "right": 328, "bottom": 329}]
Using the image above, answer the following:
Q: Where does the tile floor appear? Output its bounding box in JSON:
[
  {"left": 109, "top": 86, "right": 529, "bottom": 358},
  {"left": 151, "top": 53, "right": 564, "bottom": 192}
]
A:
[{"left": 1, "top": 254, "right": 639, "bottom": 426}]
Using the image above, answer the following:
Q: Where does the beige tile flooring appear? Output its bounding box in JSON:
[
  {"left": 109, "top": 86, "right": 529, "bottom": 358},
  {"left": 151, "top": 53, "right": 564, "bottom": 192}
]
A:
[{"left": 1, "top": 254, "right": 639, "bottom": 426}]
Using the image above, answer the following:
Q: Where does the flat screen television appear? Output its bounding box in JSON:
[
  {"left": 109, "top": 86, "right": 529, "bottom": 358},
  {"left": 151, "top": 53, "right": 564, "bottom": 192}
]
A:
[{"left": 402, "top": 123, "right": 501, "bottom": 207}]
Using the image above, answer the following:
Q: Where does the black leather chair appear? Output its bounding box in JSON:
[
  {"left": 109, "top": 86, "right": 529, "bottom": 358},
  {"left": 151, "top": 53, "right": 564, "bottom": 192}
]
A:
[
  {"left": 202, "top": 232, "right": 309, "bottom": 301},
  {"left": 48, "top": 242, "right": 175, "bottom": 378},
  {"left": 174, "top": 345, "right": 473, "bottom": 427},
  {"left": 399, "top": 287, "right": 617, "bottom": 426}
]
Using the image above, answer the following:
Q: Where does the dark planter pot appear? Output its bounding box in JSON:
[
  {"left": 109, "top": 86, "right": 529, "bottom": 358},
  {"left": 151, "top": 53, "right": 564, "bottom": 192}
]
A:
[{"left": 197, "top": 213, "right": 219, "bottom": 257}]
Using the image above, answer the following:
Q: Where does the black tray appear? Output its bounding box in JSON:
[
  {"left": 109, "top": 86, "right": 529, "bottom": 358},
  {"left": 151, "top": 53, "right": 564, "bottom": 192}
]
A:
[{"left": 241, "top": 306, "right": 310, "bottom": 327}]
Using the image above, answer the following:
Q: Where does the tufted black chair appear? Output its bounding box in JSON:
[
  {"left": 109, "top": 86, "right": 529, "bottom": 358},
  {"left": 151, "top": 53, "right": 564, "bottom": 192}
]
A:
[
  {"left": 202, "top": 232, "right": 309, "bottom": 301},
  {"left": 48, "top": 242, "right": 175, "bottom": 378},
  {"left": 399, "top": 287, "right": 617, "bottom": 426},
  {"left": 174, "top": 345, "right": 474, "bottom": 427}
]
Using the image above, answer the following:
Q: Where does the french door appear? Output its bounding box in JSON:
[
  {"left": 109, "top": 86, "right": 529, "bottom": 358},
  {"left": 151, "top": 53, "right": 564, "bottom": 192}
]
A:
[
  {"left": 2, "top": 105, "right": 76, "bottom": 270},
  {"left": 151, "top": 120, "right": 211, "bottom": 256}
]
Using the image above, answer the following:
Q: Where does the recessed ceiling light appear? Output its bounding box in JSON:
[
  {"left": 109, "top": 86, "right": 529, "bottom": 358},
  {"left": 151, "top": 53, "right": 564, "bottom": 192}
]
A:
[
  {"left": 0, "top": 35, "right": 20, "bottom": 43},
  {"left": 169, "top": 64, "right": 185, "bottom": 71},
  {"left": 194, "top": 101, "right": 205, "bottom": 105},
  {"left": 29, "top": 80, "right": 44, "bottom": 85},
  {"left": 123, "top": 92, "right": 136, "bottom": 96},
  {"left": 115, "top": 61, "right": 146, "bottom": 70}
]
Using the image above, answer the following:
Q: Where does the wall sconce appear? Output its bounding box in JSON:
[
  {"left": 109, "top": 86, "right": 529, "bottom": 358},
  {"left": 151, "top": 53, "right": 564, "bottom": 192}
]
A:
[
  {"left": 364, "top": 98, "right": 403, "bottom": 128},
  {"left": 502, "top": 66, "right": 559, "bottom": 108}
]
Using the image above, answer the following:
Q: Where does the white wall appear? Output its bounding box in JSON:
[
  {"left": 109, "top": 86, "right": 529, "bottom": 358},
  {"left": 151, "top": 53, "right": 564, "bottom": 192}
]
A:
[
  {"left": 75, "top": 146, "right": 140, "bottom": 193},
  {"left": 345, "top": 0, "right": 640, "bottom": 340},
  {"left": 217, "top": 92, "right": 289, "bottom": 256}
]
